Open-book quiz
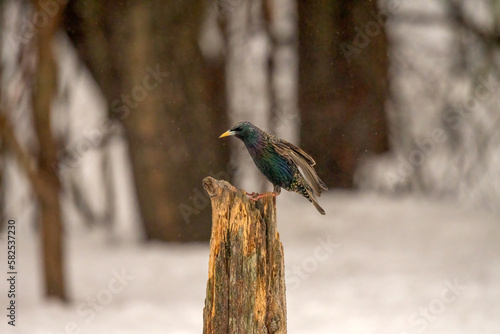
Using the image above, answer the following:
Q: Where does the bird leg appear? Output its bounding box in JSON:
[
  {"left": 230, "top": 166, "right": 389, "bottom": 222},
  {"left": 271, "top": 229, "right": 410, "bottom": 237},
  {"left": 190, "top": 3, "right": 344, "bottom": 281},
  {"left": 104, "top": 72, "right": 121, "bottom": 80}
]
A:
[
  {"left": 245, "top": 191, "right": 266, "bottom": 201},
  {"left": 248, "top": 193, "right": 266, "bottom": 201},
  {"left": 272, "top": 185, "right": 281, "bottom": 197},
  {"left": 246, "top": 187, "right": 281, "bottom": 201}
]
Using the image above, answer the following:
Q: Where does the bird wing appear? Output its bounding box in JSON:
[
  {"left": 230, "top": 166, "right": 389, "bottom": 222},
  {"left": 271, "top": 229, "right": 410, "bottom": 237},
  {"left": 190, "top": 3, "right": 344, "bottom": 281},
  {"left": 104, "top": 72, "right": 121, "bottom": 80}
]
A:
[
  {"left": 273, "top": 138, "right": 328, "bottom": 196},
  {"left": 278, "top": 139, "right": 316, "bottom": 166}
]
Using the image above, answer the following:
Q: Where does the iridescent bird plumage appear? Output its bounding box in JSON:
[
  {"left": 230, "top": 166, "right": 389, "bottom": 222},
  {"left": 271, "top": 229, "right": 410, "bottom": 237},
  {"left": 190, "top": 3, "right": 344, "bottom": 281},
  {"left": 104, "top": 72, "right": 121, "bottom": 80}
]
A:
[{"left": 219, "top": 121, "right": 328, "bottom": 215}]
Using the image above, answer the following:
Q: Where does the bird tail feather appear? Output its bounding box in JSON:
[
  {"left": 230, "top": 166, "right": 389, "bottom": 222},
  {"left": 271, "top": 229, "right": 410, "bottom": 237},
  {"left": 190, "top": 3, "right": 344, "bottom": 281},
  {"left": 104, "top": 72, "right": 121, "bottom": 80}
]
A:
[
  {"left": 311, "top": 195, "right": 326, "bottom": 215},
  {"left": 303, "top": 185, "right": 325, "bottom": 215}
]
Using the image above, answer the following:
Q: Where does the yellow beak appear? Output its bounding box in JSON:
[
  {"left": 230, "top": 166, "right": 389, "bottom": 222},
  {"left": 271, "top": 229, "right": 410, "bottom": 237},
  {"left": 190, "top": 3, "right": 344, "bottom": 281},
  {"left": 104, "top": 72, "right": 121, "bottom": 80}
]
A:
[{"left": 219, "top": 130, "right": 235, "bottom": 138}]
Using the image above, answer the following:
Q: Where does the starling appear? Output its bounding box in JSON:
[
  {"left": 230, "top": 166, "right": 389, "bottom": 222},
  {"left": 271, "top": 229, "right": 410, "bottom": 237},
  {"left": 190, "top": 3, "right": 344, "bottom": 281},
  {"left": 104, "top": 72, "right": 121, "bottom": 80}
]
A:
[{"left": 219, "top": 121, "right": 328, "bottom": 215}]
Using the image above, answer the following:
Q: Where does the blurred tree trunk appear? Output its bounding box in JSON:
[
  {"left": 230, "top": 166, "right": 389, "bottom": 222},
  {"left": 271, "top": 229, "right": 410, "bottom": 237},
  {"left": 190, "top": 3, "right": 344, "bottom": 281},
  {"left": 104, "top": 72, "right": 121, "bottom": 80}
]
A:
[
  {"left": 298, "top": 0, "right": 390, "bottom": 188},
  {"left": 217, "top": 0, "right": 300, "bottom": 193},
  {"left": 64, "top": 1, "right": 228, "bottom": 241},
  {"left": 31, "top": 0, "right": 67, "bottom": 300},
  {"left": 268, "top": 0, "right": 300, "bottom": 145},
  {"left": 0, "top": 0, "right": 4, "bottom": 229},
  {"left": 222, "top": 0, "right": 272, "bottom": 193},
  {"left": 0, "top": 142, "right": 4, "bottom": 230}
]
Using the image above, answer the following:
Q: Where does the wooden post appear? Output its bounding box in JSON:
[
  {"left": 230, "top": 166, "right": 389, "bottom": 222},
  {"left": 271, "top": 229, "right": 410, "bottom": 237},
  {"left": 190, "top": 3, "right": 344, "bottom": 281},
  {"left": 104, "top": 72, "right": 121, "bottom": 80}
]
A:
[{"left": 202, "top": 177, "right": 287, "bottom": 334}]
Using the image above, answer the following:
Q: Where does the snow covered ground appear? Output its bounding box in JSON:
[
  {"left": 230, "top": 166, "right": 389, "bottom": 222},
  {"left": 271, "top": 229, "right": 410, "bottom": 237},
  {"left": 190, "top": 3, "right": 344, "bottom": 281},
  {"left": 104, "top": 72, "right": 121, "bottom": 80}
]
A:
[{"left": 1, "top": 190, "right": 499, "bottom": 334}]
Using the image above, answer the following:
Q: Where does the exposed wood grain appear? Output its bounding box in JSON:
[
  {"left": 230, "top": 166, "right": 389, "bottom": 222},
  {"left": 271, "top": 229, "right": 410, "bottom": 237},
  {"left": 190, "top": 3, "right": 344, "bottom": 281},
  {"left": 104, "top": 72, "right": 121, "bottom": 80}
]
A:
[{"left": 202, "top": 177, "right": 287, "bottom": 334}]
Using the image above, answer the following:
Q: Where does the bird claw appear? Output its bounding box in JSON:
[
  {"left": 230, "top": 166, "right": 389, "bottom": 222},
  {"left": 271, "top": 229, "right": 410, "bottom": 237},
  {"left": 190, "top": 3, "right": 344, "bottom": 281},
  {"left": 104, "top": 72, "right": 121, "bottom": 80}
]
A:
[
  {"left": 246, "top": 192, "right": 265, "bottom": 201},
  {"left": 245, "top": 191, "right": 279, "bottom": 201}
]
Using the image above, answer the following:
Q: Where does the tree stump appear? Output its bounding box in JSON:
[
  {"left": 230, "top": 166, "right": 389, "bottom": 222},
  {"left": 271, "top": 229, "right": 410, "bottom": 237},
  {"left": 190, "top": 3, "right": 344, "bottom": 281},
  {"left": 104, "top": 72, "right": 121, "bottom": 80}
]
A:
[{"left": 202, "top": 177, "right": 287, "bottom": 334}]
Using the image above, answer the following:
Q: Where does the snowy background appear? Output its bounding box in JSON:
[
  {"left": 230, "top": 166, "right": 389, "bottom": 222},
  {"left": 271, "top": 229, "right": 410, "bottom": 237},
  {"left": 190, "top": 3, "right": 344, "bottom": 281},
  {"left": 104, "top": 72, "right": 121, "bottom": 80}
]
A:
[{"left": 1, "top": 191, "right": 500, "bottom": 333}]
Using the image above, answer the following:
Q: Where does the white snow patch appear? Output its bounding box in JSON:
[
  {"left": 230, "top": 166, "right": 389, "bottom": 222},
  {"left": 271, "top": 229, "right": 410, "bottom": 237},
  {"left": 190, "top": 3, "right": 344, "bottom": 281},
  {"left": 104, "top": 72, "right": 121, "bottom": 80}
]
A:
[{"left": 1, "top": 191, "right": 499, "bottom": 333}]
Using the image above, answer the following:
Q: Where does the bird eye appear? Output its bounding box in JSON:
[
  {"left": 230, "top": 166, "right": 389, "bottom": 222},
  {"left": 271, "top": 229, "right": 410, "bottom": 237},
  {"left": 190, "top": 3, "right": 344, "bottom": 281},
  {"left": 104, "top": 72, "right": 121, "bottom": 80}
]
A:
[{"left": 234, "top": 127, "right": 242, "bottom": 131}]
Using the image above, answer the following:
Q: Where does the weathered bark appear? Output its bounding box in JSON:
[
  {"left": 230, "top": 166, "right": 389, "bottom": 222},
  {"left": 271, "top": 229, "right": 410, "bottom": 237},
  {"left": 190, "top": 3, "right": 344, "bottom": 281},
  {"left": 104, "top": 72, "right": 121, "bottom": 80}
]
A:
[{"left": 202, "top": 177, "right": 286, "bottom": 334}]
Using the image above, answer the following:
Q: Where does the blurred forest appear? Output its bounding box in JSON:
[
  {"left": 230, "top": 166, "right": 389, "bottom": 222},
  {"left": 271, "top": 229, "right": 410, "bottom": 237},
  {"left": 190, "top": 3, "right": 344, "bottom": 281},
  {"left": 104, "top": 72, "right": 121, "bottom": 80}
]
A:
[{"left": 0, "top": 0, "right": 499, "bottom": 304}]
